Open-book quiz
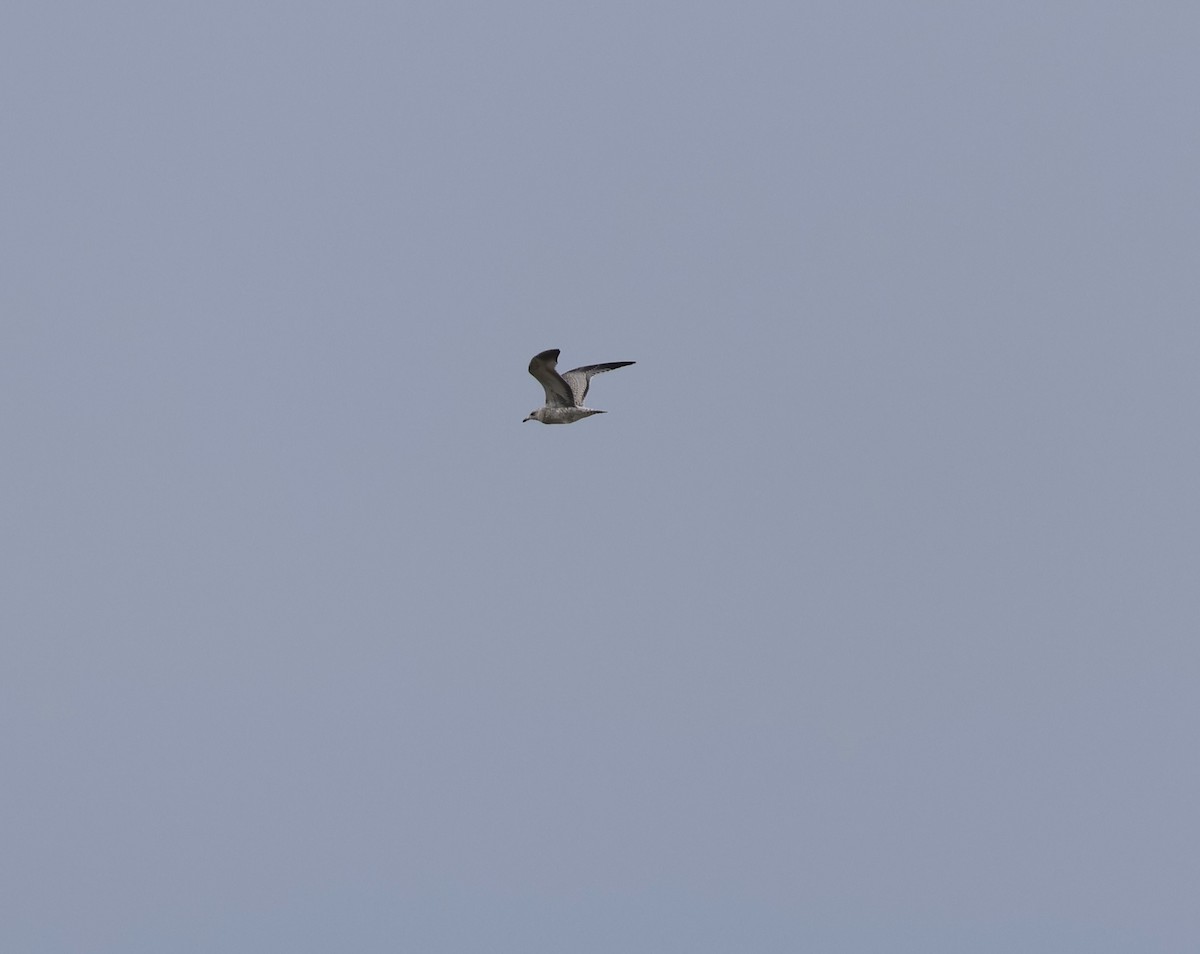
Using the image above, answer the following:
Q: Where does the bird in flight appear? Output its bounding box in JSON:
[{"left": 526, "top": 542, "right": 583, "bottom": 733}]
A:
[{"left": 523, "top": 348, "right": 635, "bottom": 424}]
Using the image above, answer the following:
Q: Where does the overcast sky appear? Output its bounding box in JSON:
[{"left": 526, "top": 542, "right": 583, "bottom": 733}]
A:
[{"left": 3, "top": 2, "right": 1199, "bottom": 951}]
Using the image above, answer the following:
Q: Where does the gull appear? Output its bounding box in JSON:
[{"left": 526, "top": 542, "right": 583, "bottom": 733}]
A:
[{"left": 523, "top": 348, "right": 635, "bottom": 424}]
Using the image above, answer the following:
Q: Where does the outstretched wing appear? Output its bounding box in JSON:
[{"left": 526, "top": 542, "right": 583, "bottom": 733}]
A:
[
  {"left": 561, "top": 361, "right": 635, "bottom": 406},
  {"left": 528, "top": 349, "right": 575, "bottom": 407}
]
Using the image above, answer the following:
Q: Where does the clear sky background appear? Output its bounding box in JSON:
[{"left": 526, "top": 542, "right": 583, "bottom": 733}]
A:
[{"left": 3, "top": 2, "right": 1198, "bottom": 951}]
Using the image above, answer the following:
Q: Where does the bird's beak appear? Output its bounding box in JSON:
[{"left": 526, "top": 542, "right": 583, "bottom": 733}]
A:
[{"left": 522, "top": 416, "right": 531, "bottom": 423}]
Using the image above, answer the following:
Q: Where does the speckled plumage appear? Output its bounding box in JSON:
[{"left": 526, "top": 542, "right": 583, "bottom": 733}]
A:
[{"left": 523, "top": 349, "right": 635, "bottom": 424}]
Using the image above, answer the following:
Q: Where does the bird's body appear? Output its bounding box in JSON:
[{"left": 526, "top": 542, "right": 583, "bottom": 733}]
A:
[
  {"left": 523, "top": 348, "right": 635, "bottom": 424},
  {"left": 527, "top": 406, "right": 608, "bottom": 425}
]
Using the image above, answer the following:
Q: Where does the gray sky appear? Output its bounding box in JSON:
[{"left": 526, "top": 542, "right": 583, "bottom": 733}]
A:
[{"left": 3, "top": 2, "right": 1198, "bottom": 951}]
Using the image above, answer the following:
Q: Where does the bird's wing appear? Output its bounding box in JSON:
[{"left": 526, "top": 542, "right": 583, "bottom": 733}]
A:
[
  {"left": 561, "top": 361, "right": 635, "bottom": 406},
  {"left": 528, "top": 349, "right": 575, "bottom": 407}
]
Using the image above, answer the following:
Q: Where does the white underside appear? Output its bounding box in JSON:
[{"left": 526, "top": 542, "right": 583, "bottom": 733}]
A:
[{"left": 531, "top": 407, "right": 605, "bottom": 424}]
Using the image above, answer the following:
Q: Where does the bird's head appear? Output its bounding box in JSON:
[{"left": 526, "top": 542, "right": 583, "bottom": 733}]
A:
[{"left": 523, "top": 409, "right": 543, "bottom": 423}]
